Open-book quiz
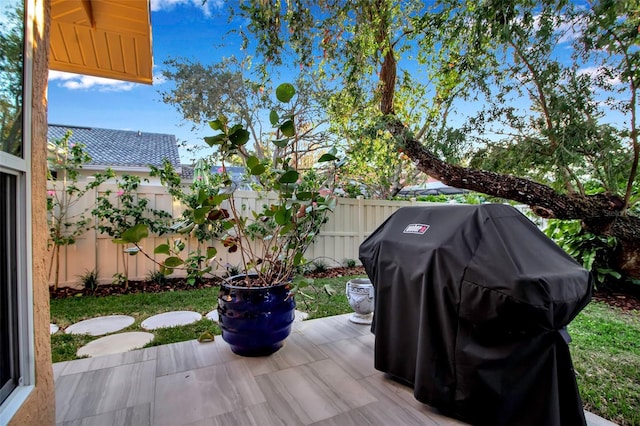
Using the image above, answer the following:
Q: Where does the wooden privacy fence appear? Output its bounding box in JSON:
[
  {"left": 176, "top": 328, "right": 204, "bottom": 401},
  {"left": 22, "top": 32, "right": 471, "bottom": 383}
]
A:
[{"left": 48, "top": 182, "right": 440, "bottom": 288}]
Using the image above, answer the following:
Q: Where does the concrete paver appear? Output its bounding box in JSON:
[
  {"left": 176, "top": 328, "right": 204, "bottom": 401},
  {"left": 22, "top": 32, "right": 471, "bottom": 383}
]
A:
[
  {"left": 141, "top": 311, "right": 202, "bottom": 330},
  {"left": 65, "top": 315, "right": 135, "bottom": 336},
  {"left": 76, "top": 332, "right": 155, "bottom": 358}
]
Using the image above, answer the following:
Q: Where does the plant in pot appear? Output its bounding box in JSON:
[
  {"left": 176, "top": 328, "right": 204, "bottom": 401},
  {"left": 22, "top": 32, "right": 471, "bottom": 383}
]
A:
[{"left": 123, "top": 83, "right": 340, "bottom": 356}]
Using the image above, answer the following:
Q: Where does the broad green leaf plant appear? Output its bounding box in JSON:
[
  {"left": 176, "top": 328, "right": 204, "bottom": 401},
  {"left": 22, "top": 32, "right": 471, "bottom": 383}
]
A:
[{"left": 124, "top": 84, "right": 340, "bottom": 291}]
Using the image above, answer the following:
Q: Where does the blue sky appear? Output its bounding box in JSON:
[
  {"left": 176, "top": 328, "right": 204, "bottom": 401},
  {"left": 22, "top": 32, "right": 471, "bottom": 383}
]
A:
[
  {"left": 47, "top": 1, "right": 626, "bottom": 165},
  {"left": 47, "top": 0, "right": 236, "bottom": 164}
]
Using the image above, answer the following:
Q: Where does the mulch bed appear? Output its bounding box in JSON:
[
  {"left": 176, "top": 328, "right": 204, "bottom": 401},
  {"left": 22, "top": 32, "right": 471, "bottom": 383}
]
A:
[
  {"left": 49, "top": 266, "right": 367, "bottom": 300},
  {"left": 49, "top": 265, "right": 640, "bottom": 312},
  {"left": 593, "top": 288, "right": 640, "bottom": 312}
]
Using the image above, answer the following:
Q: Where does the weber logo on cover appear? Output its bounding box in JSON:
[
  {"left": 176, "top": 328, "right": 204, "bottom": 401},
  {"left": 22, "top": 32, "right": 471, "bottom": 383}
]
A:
[{"left": 403, "top": 224, "right": 430, "bottom": 235}]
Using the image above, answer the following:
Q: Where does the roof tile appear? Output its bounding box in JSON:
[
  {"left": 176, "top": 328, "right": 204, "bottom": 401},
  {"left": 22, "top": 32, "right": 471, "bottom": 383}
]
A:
[{"left": 48, "top": 124, "right": 180, "bottom": 169}]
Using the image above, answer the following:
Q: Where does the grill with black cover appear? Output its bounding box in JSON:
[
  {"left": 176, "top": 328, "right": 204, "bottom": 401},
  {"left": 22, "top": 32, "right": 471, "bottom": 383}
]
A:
[{"left": 359, "top": 204, "right": 592, "bottom": 426}]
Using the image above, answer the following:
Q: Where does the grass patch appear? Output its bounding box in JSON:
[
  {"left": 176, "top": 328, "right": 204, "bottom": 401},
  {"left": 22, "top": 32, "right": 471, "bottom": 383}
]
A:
[
  {"left": 147, "top": 318, "right": 220, "bottom": 348},
  {"left": 50, "top": 333, "right": 94, "bottom": 363},
  {"left": 569, "top": 302, "right": 640, "bottom": 426},
  {"left": 50, "top": 286, "right": 220, "bottom": 363},
  {"left": 297, "top": 275, "right": 362, "bottom": 319},
  {"left": 50, "top": 276, "right": 358, "bottom": 363}
]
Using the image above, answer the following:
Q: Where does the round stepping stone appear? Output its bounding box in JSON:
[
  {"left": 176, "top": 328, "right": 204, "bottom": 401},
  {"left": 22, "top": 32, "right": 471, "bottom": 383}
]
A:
[
  {"left": 65, "top": 315, "right": 134, "bottom": 336},
  {"left": 50, "top": 324, "right": 59, "bottom": 334},
  {"left": 141, "top": 311, "right": 202, "bottom": 330},
  {"left": 206, "top": 310, "right": 219, "bottom": 322},
  {"left": 77, "top": 332, "right": 154, "bottom": 358}
]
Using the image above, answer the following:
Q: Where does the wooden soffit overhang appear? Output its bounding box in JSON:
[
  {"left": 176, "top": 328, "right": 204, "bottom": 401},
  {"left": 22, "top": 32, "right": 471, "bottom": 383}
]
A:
[{"left": 49, "top": 0, "right": 153, "bottom": 84}]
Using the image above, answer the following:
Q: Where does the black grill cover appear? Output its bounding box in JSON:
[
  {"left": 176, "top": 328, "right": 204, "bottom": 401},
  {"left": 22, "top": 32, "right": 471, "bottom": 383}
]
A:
[{"left": 359, "top": 204, "right": 592, "bottom": 426}]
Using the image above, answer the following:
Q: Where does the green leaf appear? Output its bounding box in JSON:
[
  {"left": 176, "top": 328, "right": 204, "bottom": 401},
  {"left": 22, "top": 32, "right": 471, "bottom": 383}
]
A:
[
  {"left": 207, "top": 194, "right": 228, "bottom": 206},
  {"left": 279, "top": 223, "right": 294, "bottom": 236},
  {"left": 318, "top": 153, "right": 339, "bottom": 162},
  {"left": 197, "top": 188, "right": 209, "bottom": 204},
  {"left": 121, "top": 224, "right": 148, "bottom": 243},
  {"left": 272, "top": 138, "right": 289, "bottom": 148},
  {"left": 154, "top": 244, "right": 170, "bottom": 255},
  {"left": 164, "top": 256, "right": 184, "bottom": 267},
  {"left": 275, "top": 83, "right": 295, "bottom": 103},
  {"left": 293, "top": 251, "right": 304, "bottom": 266},
  {"left": 229, "top": 124, "right": 244, "bottom": 134},
  {"left": 206, "top": 246, "right": 217, "bottom": 259},
  {"left": 229, "top": 129, "right": 250, "bottom": 146},
  {"left": 269, "top": 110, "right": 279, "bottom": 125},
  {"left": 279, "top": 170, "right": 299, "bottom": 184},
  {"left": 250, "top": 164, "right": 266, "bottom": 176},
  {"left": 204, "top": 134, "right": 225, "bottom": 147},
  {"left": 280, "top": 120, "right": 295, "bottom": 137},
  {"left": 596, "top": 268, "right": 622, "bottom": 279},
  {"left": 296, "top": 191, "right": 313, "bottom": 201},
  {"left": 208, "top": 118, "right": 226, "bottom": 130},
  {"left": 193, "top": 207, "right": 210, "bottom": 224},
  {"left": 274, "top": 207, "right": 290, "bottom": 226},
  {"left": 246, "top": 155, "right": 260, "bottom": 170}
]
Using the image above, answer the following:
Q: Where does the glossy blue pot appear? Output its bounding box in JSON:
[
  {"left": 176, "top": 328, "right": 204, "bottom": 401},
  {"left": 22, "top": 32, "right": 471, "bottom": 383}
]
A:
[{"left": 217, "top": 274, "right": 295, "bottom": 356}]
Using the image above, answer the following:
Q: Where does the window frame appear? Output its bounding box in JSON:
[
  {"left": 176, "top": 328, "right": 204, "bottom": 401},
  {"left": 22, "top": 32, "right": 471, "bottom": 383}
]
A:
[{"left": 0, "top": 0, "right": 35, "bottom": 421}]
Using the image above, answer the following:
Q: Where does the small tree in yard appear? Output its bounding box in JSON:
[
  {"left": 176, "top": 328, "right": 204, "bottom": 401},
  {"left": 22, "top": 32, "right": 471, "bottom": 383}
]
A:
[
  {"left": 47, "top": 131, "right": 112, "bottom": 290},
  {"left": 92, "top": 174, "right": 173, "bottom": 289},
  {"left": 121, "top": 83, "right": 339, "bottom": 295}
]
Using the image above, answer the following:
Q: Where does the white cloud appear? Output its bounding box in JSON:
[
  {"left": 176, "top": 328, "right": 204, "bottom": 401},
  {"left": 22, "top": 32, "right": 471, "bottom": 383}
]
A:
[
  {"left": 578, "top": 66, "right": 622, "bottom": 87},
  {"left": 48, "top": 71, "right": 137, "bottom": 92},
  {"left": 150, "top": 0, "right": 223, "bottom": 17},
  {"left": 153, "top": 72, "right": 168, "bottom": 85},
  {"left": 556, "top": 18, "right": 583, "bottom": 44}
]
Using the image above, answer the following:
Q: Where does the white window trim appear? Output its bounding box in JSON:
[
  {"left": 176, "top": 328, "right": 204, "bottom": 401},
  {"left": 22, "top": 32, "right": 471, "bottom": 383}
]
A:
[{"left": 0, "top": 0, "right": 36, "bottom": 422}]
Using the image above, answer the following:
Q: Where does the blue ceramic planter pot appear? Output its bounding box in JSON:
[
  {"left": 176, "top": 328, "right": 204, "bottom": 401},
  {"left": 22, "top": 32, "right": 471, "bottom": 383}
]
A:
[{"left": 217, "top": 274, "right": 295, "bottom": 356}]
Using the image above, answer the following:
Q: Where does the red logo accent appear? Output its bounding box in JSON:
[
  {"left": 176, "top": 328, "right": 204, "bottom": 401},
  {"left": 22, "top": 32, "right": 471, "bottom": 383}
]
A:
[{"left": 403, "top": 224, "right": 430, "bottom": 235}]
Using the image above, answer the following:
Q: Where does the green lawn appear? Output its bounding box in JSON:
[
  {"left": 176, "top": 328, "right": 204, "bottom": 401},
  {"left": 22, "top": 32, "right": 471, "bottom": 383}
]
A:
[
  {"left": 568, "top": 302, "right": 640, "bottom": 425},
  {"left": 50, "top": 278, "right": 639, "bottom": 425}
]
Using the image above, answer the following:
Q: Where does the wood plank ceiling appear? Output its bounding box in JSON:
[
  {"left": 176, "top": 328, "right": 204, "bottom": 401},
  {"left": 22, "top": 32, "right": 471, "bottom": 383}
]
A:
[{"left": 49, "top": 0, "right": 153, "bottom": 84}]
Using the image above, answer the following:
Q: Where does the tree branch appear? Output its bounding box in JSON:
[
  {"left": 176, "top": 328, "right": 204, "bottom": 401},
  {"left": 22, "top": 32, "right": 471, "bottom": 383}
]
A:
[{"left": 392, "top": 120, "right": 629, "bottom": 223}]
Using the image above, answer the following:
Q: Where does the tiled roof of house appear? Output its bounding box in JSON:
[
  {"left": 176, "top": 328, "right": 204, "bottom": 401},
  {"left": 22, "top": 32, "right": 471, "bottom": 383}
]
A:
[
  {"left": 180, "top": 164, "right": 194, "bottom": 179},
  {"left": 48, "top": 124, "right": 180, "bottom": 168}
]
